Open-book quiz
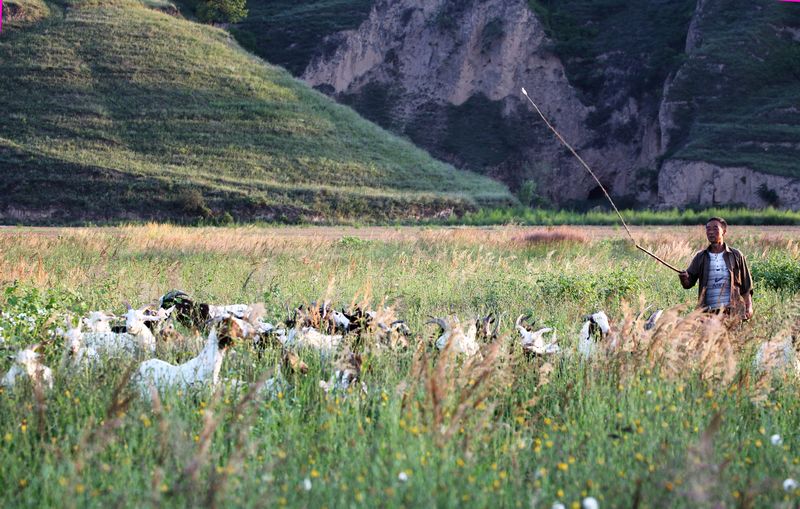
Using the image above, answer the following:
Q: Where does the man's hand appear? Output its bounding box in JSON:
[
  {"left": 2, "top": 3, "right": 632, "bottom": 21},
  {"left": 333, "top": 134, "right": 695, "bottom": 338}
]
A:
[
  {"left": 743, "top": 293, "right": 754, "bottom": 320},
  {"left": 678, "top": 271, "right": 690, "bottom": 287}
]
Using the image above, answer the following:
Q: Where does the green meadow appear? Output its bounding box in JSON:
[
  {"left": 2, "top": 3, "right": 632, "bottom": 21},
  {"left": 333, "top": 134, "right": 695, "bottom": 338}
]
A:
[{"left": 1, "top": 225, "right": 799, "bottom": 508}]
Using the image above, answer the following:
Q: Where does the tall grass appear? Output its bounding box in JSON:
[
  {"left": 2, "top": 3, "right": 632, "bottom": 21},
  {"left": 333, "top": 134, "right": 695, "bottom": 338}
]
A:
[
  {"left": 444, "top": 207, "right": 800, "bottom": 226},
  {"left": 1, "top": 225, "right": 800, "bottom": 507}
]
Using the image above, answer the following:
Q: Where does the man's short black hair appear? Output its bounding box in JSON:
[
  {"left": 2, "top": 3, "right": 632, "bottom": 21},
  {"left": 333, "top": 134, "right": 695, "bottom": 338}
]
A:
[{"left": 706, "top": 217, "right": 728, "bottom": 230}]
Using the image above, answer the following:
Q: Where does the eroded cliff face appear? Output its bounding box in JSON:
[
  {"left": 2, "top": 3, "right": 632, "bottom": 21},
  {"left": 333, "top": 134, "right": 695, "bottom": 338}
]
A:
[
  {"left": 659, "top": 161, "right": 800, "bottom": 208},
  {"left": 303, "top": 0, "right": 661, "bottom": 205},
  {"left": 301, "top": 0, "right": 800, "bottom": 209}
]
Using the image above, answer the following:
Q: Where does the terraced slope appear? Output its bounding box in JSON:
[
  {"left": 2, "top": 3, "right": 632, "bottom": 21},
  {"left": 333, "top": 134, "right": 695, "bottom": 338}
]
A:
[{"left": 0, "top": 0, "right": 513, "bottom": 224}]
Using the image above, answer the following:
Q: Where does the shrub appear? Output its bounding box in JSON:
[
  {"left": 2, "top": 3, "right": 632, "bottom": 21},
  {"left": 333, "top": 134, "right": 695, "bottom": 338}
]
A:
[
  {"left": 536, "top": 268, "right": 642, "bottom": 304},
  {"left": 195, "top": 0, "right": 248, "bottom": 24},
  {"left": 339, "top": 236, "right": 370, "bottom": 248},
  {"left": 520, "top": 226, "right": 589, "bottom": 245},
  {"left": 177, "top": 188, "right": 212, "bottom": 218},
  {"left": 752, "top": 256, "right": 800, "bottom": 294},
  {"left": 757, "top": 183, "right": 780, "bottom": 207}
]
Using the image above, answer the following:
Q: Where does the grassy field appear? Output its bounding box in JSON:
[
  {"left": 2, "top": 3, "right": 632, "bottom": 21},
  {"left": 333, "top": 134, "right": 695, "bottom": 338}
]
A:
[
  {"left": 0, "top": 0, "right": 512, "bottom": 225},
  {"left": 1, "top": 225, "right": 800, "bottom": 507},
  {"left": 446, "top": 207, "right": 800, "bottom": 227}
]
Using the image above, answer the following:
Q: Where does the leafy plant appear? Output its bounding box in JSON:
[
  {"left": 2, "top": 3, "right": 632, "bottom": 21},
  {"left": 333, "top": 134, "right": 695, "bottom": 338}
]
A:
[
  {"left": 195, "top": 0, "right": 248, "bottom": 23},
  {"left": 752, "top": 255, "right": 800, "bottom": 294}
]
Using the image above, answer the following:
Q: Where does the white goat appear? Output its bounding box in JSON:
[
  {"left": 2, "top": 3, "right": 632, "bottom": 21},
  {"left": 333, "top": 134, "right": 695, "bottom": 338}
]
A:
[
  {"left": 279, "top": 326, "right": 343, "bottom": 353},
  {"left": 319, "top": 352, "right": 365, "bottom": 394},
  {"left": 578, "top": 311, "right": 611, "bottom": 359},
  {"left": 82, "top": 306, "right": 172, "bottom": 357},
  {"left": 134, "top": 318, "right": 238, "bottom": 397},
  {"left": 644, "top": 309, "right": 663, "bottom": 331},
  {"left": 82, "top": 311, "right": 114, "bottom": 333},
  {"left": 57, "top": 322, "right": 100, "bottom": 367},
  {"left": 515, "top": 315, "right": 560, "bottom": 356},
  {"left": 330, "top": 309, "right": 352, "bottom": 332},
  {"left": 258, "top": 350, "right": 309, "bottom": 398},
  {"left": 159, "top": 289, "right": 264, "bottom": 330},
  {"left": 428, "top": 316, "right": 480, "bottom": 357},
  {"left": 754, "top": 335, "right": 798, "bottom": 375},
  {"left": 2, "top": 346, "right": 53, "bottom": 391},
  {"left": 206, "top": 304, "right": 251, "bottom": 321}
]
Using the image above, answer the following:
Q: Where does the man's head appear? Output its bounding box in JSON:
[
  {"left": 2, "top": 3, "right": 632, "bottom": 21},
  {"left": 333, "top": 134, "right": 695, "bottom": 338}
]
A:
[{"left": 705, "top": 217, "right": 727, "bottom": 245}]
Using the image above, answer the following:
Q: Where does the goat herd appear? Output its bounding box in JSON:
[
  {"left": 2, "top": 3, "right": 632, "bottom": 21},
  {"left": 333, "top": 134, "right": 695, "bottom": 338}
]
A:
[{"left": 1, "top": 290, "right": 793, "bottom": 401}]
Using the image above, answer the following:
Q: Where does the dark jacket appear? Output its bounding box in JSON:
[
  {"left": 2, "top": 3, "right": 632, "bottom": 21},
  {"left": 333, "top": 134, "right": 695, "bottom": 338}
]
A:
[{"left": 681, "top": 243, "right": 753, "bottom": 307}]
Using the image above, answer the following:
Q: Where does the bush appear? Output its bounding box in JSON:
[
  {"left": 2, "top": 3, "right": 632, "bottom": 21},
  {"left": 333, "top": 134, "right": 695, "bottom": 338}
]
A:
[
  {"left": 757, "top": 183, "right": 780, "bottom": 207},
  {"left": 752, "top": 256, "right": 800, "bottom": 294},
  {"left": 536, "top": 268, "right": 642, "bottom": 304},
  {"left": 195, "top": 0, "right": 247, "bottom": 23},
  {"left": 177, "top": 188, "right": 212, "bottom": 218},
  {"left": 339, "top": 236, "right": 370, "bottom": 248}
]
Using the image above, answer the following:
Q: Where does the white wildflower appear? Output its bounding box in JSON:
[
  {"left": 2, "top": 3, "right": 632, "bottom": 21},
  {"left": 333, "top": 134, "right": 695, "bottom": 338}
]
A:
[
  {"left": 552, "top": 503, "right": 566, "bottom": 509},
  {"left": 783, "top": 478, "right": 798, "bottom": 492},
  {"left": 302, "top": 477, "right": 312, "bottom": 491},
  {"left": 771, "top": 434, "right": 783, "bottom": 446},
  {"left": 582, "top": 497, "right": 599, "bottom": 509},
  {"left": 398, "top": 472, "right": 409, "bottom": 482}
]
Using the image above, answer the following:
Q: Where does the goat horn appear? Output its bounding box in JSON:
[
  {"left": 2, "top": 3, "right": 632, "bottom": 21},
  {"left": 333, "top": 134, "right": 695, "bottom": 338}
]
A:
[{"left": 425, "top": 317, "right": 447, "bottom": 328}]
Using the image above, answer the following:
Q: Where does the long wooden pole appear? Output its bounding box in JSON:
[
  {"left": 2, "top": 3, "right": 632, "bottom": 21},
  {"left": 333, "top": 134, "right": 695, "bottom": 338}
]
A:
[{"left": 521, "top": 87, "right": 681, "bottom": 274}]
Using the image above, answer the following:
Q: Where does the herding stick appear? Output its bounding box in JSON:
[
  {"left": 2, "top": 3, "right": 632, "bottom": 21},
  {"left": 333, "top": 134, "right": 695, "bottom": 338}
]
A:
[{"left": 521, "top": 87, "right": 681, "bottom": 273}]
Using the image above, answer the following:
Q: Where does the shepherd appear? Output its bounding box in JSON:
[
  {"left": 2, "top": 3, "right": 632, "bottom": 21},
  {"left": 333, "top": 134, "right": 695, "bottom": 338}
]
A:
[{"left": 678, "top": 217, "right": 754, "bottom": 319}]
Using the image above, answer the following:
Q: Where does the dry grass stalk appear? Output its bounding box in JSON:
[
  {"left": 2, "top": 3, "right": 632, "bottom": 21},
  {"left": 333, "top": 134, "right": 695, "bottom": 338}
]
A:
[
  {"left": 204, "top": 373, "right": 273, "bottom": 509},
  {"left": 517, "top": 226, "right": 591, "bottom": 246},
  {"left": 162, "top": 372, "right": 275, "bottom": 506},
  {"left": 749, "top": 306, "right": 800, "bottom": 403},
  {"left": 680, "top": 413, "right": 727, "bottom": 508},
  {"left": 603, "top": 300, "right": 750, "bottom": 385},
  {"left": 537, "top": 362, "right": 555, "bottom": 389},
  {"left": 0, "top": 255, "right": 49, "bottom": 286},
  {"left": 71, "top": 365, "right": 137, "bottom": 475},
  {"left": 169, "top": 387, "right": 224, "bottom": 497},
  {"left": 402, "top": 333, "right": 507, "bottom": 447}
]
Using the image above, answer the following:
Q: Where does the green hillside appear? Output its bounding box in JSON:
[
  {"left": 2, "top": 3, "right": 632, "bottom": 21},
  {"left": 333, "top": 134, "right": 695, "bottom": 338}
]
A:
[
  {"left": 536, "top": 0, "right": 800, "bottom": 178},
  {"left": 665, "top": 0, "right": 800, "bottom": 178},
  {"left": 232, "top": 0, "right": 374, "bottom": 76},
  {"left": 0, "top": 0, "right": 513, "bottom": 224}
]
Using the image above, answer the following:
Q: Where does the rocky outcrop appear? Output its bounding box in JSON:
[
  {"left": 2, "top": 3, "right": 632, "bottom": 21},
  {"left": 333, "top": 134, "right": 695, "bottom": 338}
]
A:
[
  {"left": 302, "top": 0, "right": 660, "bottom": 204},
  {"left": 658, "top": 160, "right": 800, "bottom": 209},
  {"left": 299, "top": 0, "right": 800, "bottom": 209},
  {"left": 304, "top": 0, "right": 584, "bottom": 129}
]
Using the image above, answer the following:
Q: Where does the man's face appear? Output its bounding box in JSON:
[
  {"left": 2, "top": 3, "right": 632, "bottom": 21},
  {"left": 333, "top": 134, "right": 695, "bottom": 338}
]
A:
[{"left": 706, "top": 221, "right": 725, "bottom": 244}]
